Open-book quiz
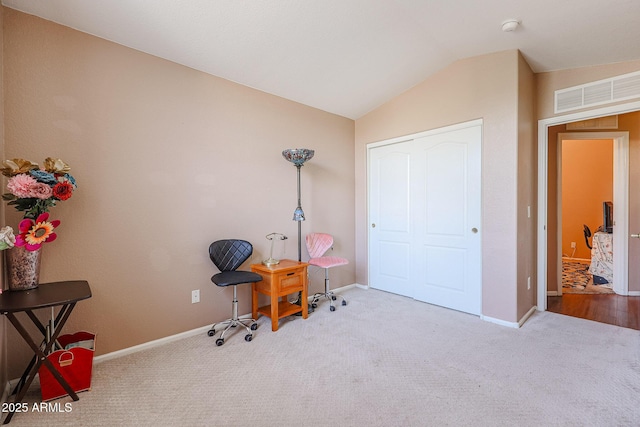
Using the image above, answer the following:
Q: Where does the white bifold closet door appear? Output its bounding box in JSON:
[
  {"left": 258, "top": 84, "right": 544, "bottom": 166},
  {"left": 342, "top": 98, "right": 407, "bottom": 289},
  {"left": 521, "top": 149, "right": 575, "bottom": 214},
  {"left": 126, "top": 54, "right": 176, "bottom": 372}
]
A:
[{"left": 369, "top": 123, "right": 482, "bottom": 315}]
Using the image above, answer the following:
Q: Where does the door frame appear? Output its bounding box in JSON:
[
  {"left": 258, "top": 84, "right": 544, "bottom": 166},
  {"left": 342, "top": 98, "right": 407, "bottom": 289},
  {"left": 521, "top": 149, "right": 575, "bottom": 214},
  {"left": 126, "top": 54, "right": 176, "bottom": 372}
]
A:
[
  {"left": 366, "top": 119, "right": 483, "bottom": 311},
  {"left": 537, "top": 101, "right": 640, "bottom": 310},
  {"left": 555, "top": 132, "right": 629, "bottom": 296}
]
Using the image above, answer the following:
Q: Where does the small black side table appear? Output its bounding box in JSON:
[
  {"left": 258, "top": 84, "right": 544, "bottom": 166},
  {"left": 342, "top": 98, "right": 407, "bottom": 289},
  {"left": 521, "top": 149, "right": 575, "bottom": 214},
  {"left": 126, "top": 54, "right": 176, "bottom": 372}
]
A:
[{"left": 0, "top": 280, "right": 92, "bottom": 424}]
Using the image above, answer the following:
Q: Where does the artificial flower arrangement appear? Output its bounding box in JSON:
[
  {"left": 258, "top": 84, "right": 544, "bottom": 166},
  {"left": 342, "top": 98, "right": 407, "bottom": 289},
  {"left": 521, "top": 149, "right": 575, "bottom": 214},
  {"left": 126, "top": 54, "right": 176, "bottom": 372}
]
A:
[{"left": 1, "top": 158, "right": 77, "bottom": 252}]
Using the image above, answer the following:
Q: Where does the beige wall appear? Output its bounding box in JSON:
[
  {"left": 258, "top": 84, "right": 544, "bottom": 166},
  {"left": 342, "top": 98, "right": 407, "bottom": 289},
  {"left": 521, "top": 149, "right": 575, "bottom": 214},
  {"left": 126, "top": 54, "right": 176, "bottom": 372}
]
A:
[
  {"left": 562, "top": 139, "right": 613, "bottom": 260},
  {"left": 3, "top": 9, "right": 355, "bottom": 378},
  {"left": 516, "top": 53, "right": 537, "bottom": 319},
  {"left": 356, "top": 50, "right": 526, "bottom": 323},
  {"left": 546, "top": 124, "right": 562, "bottom": 292}
]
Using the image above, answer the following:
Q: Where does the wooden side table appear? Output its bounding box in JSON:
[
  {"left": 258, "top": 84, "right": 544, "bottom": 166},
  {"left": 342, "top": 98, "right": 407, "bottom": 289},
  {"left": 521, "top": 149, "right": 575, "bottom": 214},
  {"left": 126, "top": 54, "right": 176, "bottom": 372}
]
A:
[{"left": 251, "top": 259, "right": 308, "bottom": 331}]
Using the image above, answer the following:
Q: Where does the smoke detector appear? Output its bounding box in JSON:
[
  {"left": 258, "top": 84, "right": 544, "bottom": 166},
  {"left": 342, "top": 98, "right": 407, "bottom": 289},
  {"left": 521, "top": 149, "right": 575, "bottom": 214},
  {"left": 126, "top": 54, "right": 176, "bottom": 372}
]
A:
[{"left": 501, "top": 19, "right": 520, "bottom": 32}]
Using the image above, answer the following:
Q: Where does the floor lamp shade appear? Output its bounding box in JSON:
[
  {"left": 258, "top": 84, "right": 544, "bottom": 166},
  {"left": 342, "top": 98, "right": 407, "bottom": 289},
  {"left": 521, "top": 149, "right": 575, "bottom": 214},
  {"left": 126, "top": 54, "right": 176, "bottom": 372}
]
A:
[{"left": 282, "top": 148, "right": 314, "bottom": 167}]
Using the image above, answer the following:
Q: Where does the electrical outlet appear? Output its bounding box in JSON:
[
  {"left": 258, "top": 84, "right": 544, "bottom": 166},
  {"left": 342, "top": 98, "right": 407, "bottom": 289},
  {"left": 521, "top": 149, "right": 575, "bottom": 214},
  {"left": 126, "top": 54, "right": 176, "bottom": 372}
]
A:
[
  {"left": 570, "top": 242, "right": 576, "bottom": 249},
  {"left": 191, "top": 289, "right": 200, "bottom": 304}
]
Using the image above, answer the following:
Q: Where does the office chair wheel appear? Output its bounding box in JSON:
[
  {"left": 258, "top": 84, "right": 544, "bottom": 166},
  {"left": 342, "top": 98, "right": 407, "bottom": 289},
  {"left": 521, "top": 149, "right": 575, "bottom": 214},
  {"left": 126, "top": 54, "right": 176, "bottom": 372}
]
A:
[
  {"left": 250, "top": 323, "right": 258, "bottom": 331},
  {"left": 312, "top": 303, "right": 318, "bottom": 309},
  {"left": 331, "top": 295, "right": 337, "bottom": 300},
  {"left": 330, "top": 305, "right": 336, "bottom": 312},
  {"left": 341, "top": 300, "right": 347, "bottom": 306},
  {"left": 245, "top": 334, "right": 252, "bottom": 342},
  {"left": 207, "top": 329, "right": 215, "bottom": 337},
  {"left": 216, "top": 338, "right": 224, "bottom": 346}
]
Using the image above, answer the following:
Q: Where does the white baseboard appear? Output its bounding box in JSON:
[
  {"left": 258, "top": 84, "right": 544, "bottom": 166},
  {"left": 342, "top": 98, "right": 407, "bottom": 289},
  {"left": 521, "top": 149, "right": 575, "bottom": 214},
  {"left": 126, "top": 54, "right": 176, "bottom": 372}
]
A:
[
  {"left": 628, "top": 291, "right": 640, "bottom": 296},
  {"left": 363, "top": 285, "right": 537, "bottom": 328},
  {"left": 481, "top": 315, "right": 519, "bottom": 328},
  {"left": 95, "top": 283, "right": 361, "bottom": 364},
  {"left": 481, "top": 306, "right": 537, "bottom": 329},
  {"left": 94, "top": 325, "right": 213, "bottom": 364},
  {"left": 518, "top": 306, "right": 538, "bottom": 327},
  {"left": 315, "top": 283, "right": 358, "bottom": 294},
  {"left": 306, "top": 283, "right": 357, "bottom": 301},
  {"left": 547, "top": 291, "right": 559, "bottom": 296}
]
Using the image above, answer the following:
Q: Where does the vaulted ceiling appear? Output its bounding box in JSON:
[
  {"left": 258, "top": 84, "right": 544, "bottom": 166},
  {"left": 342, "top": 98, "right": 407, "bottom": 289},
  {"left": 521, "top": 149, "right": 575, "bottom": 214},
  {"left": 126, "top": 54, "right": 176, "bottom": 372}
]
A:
[{"left": 4, "top": 0, "right": 640, "bottom": 119}]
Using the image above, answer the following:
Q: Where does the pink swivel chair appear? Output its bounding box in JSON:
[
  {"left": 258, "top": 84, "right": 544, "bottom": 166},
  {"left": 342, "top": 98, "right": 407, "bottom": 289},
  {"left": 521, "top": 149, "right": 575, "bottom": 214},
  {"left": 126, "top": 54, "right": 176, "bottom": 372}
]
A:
[{"left": 305, "top": 233, "right": 349, "bottom": 311}]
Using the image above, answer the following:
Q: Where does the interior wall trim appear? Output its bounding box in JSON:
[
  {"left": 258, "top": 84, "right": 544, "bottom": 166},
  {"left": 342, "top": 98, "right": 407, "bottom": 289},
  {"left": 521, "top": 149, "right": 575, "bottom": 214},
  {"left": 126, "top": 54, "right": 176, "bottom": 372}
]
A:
[
  {"left": 537, "top": 99, "right": 640, "bottom": 311},
  {"left": 94, "top": 283, "right": 359, "bottom": 364},
  {"left": 481, "top": 306, "right": 536, "bottom": 329}
]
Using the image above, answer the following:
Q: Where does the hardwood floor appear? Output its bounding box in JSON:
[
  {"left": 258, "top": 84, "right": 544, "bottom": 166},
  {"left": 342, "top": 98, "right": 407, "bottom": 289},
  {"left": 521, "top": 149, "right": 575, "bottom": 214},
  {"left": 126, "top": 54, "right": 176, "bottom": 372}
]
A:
[{"left": 547, "top": 294, "right": 640, "bottom": 330}]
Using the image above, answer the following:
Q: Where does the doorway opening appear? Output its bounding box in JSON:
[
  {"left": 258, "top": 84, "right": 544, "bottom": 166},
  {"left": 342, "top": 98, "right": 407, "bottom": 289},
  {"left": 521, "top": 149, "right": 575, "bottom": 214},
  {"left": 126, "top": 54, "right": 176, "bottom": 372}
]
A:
[
  {"left": 558, "top": 137, "right": 615, "bottom": 296},
  {"left": 537, "top": 101, "right": 640, "bottom": 313},
  {"left": 544, "top": 130, "right": 628, "bottom": 302}
]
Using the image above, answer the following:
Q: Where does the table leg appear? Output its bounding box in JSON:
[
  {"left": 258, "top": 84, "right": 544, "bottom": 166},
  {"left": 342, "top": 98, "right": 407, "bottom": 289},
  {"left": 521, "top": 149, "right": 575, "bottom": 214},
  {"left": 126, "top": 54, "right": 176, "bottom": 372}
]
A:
[
  {"left": 3, "top": 305, "right": 79, "bottom": 425},
  {"left": 9, "top": 308, "right": 54, "bottom": 403},
  {"left": 11, "top": 353, "right": 37, "bottom": 397},
  {"left": 251, "top": 284, "right": 258, "bottom": 320},
  {"left": 301, "top": 273, "right": 308, "bottom": 319},
  {"left": 3, "top": 314, "right": 44, "bottom": 424},
  {"left": 25, "top": 311, "right": 47, "bottom": 337},
  {"left": 270, "top": 292, "right": 279, "bottom": 331}
]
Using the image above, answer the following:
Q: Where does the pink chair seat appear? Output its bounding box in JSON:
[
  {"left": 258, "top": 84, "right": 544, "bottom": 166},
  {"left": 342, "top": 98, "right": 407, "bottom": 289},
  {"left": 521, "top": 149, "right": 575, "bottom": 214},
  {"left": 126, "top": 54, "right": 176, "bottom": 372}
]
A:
[{"left": 309, "top": 256, "right": 349, "bottom": 269}]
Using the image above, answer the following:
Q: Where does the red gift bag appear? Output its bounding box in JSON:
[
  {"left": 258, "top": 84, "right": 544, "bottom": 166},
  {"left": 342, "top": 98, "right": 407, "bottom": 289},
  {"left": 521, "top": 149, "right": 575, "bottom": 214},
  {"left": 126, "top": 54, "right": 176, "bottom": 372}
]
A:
[{"left": 39, "top": 332, "right": 95, "bottom": 401}]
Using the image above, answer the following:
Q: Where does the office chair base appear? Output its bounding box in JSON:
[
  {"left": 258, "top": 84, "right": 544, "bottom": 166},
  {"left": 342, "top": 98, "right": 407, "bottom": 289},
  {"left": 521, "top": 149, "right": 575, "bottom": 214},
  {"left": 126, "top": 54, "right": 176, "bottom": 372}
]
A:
[
  {"left": 311, "top": 272, "right": 347, "bottom": 311},
  {"left": 208, "top": 318, "right": 257, "bottom": 346},
  {"left": 310, "top": 291, "right": 347, "bottom": 312}
]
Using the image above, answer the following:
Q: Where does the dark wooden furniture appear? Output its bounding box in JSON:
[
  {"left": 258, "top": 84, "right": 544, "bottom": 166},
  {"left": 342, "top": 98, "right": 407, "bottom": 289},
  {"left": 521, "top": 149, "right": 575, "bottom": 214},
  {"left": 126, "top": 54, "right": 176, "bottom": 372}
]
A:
[
  {"left": 251, "top": 260, "right": 308, "bottom": 331},
  {"left": 0, "top": 280, "right": 92, "bottom": 424}
]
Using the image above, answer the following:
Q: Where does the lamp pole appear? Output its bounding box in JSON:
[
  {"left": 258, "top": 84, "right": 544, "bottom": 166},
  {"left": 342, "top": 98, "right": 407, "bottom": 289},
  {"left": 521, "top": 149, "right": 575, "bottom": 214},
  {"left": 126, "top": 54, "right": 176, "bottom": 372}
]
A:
[
  {"left": 295, "top": 163, "right": 303, "bottom": 261},
  {"left": 282, "top": 148, "right": 314, "bottom": 311}
]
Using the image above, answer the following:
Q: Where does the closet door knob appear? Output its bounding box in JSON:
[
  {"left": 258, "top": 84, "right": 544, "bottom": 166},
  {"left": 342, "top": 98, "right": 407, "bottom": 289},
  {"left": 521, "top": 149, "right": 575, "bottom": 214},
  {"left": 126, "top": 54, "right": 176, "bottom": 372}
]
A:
[{"left": 471, "top": 227, "right": 478, "bottom": 234}]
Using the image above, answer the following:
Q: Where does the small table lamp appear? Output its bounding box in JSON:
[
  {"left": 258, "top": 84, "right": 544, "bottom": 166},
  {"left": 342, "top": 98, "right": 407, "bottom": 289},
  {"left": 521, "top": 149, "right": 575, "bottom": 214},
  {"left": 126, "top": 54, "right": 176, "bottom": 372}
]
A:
[{"left": 263, "top": 233, "right": 287, "bottom": 267}]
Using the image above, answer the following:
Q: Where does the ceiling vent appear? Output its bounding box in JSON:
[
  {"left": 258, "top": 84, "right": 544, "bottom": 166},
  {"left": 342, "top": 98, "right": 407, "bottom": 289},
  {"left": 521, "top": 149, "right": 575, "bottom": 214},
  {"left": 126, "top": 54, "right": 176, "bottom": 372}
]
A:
[{"left": 554, "top": 70, "right": 640, "bottom": 113}]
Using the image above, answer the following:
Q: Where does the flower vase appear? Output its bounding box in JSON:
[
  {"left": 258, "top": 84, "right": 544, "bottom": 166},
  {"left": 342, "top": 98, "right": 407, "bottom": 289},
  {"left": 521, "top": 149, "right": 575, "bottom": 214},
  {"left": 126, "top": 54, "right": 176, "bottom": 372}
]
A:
[{"left": 5, "top": 246, "right": 42, "bottom": 291}]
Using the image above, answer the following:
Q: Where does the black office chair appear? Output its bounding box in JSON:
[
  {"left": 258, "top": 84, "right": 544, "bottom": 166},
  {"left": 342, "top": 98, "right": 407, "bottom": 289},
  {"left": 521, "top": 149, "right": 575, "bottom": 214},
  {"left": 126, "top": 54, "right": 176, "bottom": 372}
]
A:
[
  {"left": 582, "top": 224, "right": 593, "bottom": 274},
  {"left": 583, "top": 224, "right": 592, "bottom": 250},
  {"left": 208, "top": 239, "right": 263, "bottom": 346}
]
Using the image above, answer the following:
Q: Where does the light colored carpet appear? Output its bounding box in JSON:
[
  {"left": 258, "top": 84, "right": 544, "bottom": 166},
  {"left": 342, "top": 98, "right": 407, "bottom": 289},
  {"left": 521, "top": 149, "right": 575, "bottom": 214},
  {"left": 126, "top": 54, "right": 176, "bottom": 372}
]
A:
[{"left": 4, "top": 287, "right": 640, "bottom": 426}]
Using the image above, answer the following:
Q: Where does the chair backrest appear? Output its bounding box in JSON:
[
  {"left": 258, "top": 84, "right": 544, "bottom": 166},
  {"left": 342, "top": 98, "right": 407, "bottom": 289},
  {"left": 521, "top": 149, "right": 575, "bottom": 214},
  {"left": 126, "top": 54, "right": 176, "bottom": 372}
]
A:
[
  {"left": 209, "top": 239, "right": 253, "bottom": 272},
  {"left": 305, "top": 233, "right": 334, "bottom": 259},
  {"left": 583, "top": 224, "right": 592, "bottom": 250}
]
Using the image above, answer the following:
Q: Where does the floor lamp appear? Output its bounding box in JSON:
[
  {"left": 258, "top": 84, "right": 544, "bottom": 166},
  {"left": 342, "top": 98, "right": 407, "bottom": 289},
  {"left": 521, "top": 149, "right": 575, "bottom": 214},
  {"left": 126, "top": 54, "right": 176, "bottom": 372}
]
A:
[{"left": 282, "top": 148, "right": 314, "bottom": 309}]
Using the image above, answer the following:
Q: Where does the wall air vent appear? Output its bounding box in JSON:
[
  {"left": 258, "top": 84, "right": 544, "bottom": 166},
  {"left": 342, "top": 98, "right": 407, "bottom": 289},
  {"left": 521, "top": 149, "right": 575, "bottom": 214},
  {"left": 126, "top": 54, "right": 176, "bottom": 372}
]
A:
[{"left": 554, "top": 70, "right": 640, "bottom": 113}]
